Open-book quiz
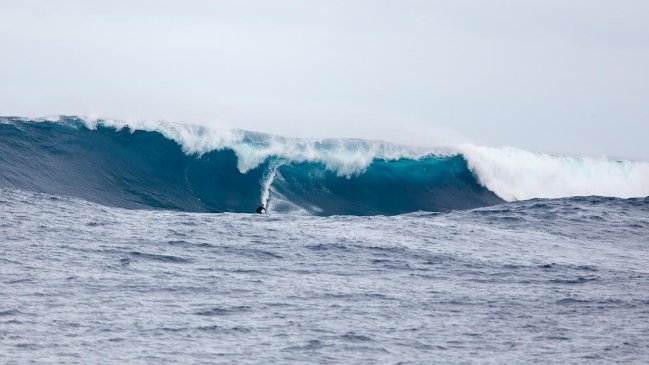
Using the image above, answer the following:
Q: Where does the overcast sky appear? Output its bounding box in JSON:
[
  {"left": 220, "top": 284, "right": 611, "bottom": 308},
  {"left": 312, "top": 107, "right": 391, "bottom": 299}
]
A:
[{"left": 1, "top": 0, "right": 647, "bottom": 158}]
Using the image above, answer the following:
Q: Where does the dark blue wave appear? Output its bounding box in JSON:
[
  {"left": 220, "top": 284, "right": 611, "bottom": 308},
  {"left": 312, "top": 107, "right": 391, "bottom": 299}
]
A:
[{"left": 0, "top": 117, "right": 503, "bottom": 215}]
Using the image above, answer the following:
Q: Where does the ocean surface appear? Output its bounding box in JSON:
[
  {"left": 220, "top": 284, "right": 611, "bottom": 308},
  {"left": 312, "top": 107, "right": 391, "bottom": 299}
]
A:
[{"left": 2, "top": 116, "right": 649, "bottom": 364}]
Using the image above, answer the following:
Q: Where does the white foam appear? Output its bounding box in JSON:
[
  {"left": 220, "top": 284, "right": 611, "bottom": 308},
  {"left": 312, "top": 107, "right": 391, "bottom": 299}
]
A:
[
  {"left": 25, "top": 116, "right": 649, "bottom": 201},
  {"left": 74, "top": 116, "right": 433, "bottom": 176},
  {"left": 460, "top": 145, "right": 649, "bottom": 201}
]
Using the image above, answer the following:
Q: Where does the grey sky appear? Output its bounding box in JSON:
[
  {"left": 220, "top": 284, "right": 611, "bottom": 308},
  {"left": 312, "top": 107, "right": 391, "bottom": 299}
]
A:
[{"left": 1, "top": 0, "right": 647, "bottom": 158}]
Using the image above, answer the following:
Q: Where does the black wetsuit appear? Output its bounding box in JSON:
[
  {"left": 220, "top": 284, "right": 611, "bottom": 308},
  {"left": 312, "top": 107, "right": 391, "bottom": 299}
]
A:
[{"left": 256, "top": 205, "right": 266, "bottom": 214}]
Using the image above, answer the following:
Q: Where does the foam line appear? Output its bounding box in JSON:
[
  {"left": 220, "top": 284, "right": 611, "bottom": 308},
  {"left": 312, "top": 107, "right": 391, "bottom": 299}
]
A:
[
  {"left": 74, "top": 116, "right": 433, "bottom": 176},
  {"left": 12, "top": 116, "right": 649, "bottom": 202}
]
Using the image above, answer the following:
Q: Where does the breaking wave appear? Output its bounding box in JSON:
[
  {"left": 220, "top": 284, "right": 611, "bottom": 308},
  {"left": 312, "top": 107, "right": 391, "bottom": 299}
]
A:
[{"left": 1, "top": 116, "right": 647, "bottom": 215}]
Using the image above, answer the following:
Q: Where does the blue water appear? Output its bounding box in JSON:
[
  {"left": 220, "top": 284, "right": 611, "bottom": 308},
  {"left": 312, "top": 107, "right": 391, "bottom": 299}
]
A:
[
  {"left": 0, "top": 117, "right": 501, "bottom": 215},
  {"left": 2, "top": 117, "right": 649, "bottom": 364}
]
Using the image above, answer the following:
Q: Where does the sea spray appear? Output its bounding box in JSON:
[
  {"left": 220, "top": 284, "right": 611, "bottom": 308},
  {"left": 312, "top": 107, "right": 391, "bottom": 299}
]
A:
[
  {"left": 260, "top": 158, "right": 286, "bottom": 210},
  {"left": 1, "top": 115, "right": 648, "bottom": 215},
  {"left": 460, "top": 145, "right": 649, "bottom": 201}
]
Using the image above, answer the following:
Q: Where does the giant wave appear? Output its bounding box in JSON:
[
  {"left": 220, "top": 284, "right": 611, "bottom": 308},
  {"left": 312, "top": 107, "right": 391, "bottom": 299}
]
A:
[{"left": 1, "top": 116, "right": 648, "bottom": 215}]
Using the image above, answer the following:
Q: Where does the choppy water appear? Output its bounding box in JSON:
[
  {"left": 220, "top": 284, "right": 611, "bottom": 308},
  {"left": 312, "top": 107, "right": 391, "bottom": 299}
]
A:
[{"left": 2, "top": 188, "right": 648, "bottom": 364}]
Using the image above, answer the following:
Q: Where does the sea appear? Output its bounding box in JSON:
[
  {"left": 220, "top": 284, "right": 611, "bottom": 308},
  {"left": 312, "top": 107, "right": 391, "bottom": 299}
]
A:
[{"left": 1, "top": 116, "right": 649, "bottom": 364}]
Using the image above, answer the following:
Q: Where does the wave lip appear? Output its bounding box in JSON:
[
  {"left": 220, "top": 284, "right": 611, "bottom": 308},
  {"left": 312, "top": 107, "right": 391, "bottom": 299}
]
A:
[
  {"left": 73, "top": 115, "right": 436, "bottom": 176},
  {"left": 461, "top": 145, "right": 649, "bottom": 201},
  {"left": 1, "top": 115, "right": 647, "bottom": 215}
]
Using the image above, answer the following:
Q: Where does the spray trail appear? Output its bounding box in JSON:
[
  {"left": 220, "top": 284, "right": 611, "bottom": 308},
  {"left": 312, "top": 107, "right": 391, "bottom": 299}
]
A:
[{"left": 260, "top": 159, "right": 286, "bottom": 211}]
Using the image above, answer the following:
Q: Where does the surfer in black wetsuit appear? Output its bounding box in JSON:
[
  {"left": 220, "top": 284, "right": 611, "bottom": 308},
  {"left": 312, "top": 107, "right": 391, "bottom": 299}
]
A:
[{"left": 255, "top": 203, "right": 266, "bottom": 214}]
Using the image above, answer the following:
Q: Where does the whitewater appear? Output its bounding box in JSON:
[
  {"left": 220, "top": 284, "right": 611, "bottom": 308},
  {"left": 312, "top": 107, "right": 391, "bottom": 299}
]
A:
[
  {"left": 2, "top": 115, "right": 649, "bottom": 364},
  {"left": 1, "top": 116, "right": 648, "bottom": 215}
]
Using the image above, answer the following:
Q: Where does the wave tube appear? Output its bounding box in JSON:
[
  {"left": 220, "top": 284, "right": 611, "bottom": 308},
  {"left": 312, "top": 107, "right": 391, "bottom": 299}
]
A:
[{"left": 1, "top": 116, "right": 647, "bottom": 215}]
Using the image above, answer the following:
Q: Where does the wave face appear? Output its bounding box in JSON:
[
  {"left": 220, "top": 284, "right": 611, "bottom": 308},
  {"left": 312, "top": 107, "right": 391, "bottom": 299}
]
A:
[
  {"left": 2, "top": 116, "right": 648, "bottom": 215},
  {"left": 0, "top": 116, "right": 502, "bottom": 215}
]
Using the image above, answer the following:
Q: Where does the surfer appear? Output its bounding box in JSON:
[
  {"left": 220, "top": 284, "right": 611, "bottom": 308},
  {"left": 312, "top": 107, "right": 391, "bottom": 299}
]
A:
[{"left": 255, "top": 203, "right": 266, "bottom": 214}]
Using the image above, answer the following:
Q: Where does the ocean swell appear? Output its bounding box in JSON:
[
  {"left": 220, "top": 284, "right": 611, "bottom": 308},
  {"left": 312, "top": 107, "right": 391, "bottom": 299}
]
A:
[{"left": 1, "top": 116, "right": 647, "bottom": 215}]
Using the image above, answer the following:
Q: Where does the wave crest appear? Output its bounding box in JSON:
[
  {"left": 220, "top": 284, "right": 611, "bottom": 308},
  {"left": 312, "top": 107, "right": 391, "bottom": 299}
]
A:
[
  {"left": 75, "top": 116, "right": 433, "bottom": 176},
  {"left": 461, "top": 145, "right": 649, "bottom": 201},
  {"left": 1, "top": 115, "right": 648, "bottom": 215}
]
